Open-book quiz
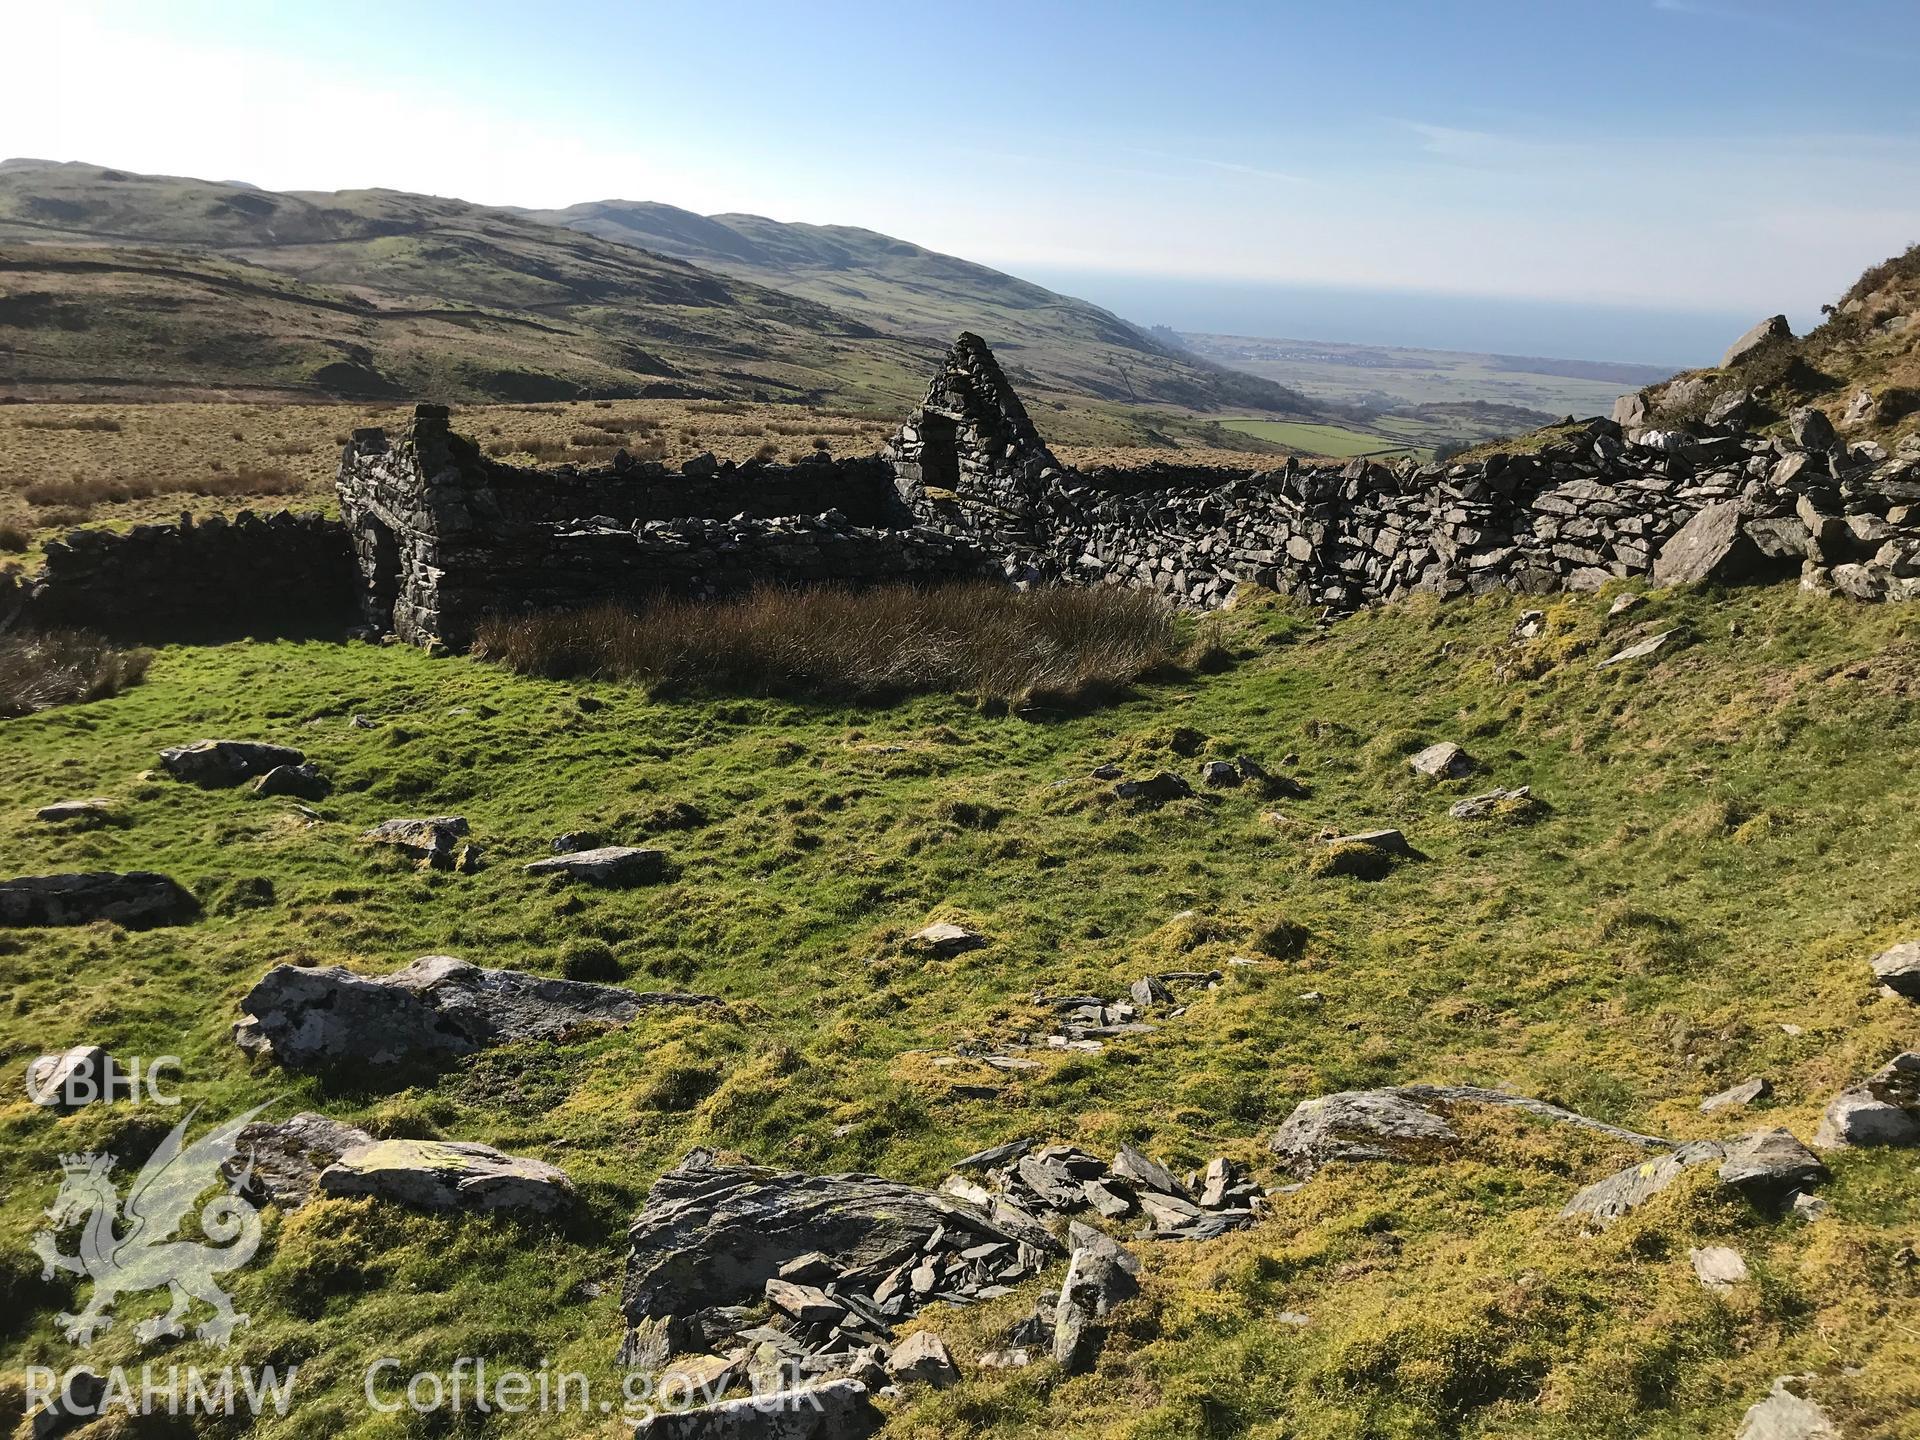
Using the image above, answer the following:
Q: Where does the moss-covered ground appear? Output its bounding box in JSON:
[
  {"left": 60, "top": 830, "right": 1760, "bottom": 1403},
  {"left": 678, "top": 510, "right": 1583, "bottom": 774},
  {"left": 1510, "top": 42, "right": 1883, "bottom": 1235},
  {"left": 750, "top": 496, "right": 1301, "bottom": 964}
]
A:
[{"left": 2, "top": 581, "right": 1918, "bottom": 1438}]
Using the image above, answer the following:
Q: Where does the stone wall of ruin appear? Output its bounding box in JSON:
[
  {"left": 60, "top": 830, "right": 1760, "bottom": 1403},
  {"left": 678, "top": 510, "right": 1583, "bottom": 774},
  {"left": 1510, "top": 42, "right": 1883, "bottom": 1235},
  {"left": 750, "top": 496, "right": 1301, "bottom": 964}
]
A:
[
  {"left": 336, "top": 407, "right": 973, "bottom": 647},
  {"left": 885, "top": 334, "right": 1920, "bottom": 609},
  {"left": 1, "top": 510, "right": 356, "bottom": 640}
]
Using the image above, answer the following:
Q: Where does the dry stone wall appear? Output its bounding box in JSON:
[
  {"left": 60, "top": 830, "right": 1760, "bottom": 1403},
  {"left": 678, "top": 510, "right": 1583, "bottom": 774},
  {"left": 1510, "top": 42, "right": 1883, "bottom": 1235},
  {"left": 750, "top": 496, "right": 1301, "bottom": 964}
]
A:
[
  {"left": 1, "top": 510, "right": 355, "bottom": 640},
  {"left": 886, "top": 334, "right": 1920, "bottom": 610}
]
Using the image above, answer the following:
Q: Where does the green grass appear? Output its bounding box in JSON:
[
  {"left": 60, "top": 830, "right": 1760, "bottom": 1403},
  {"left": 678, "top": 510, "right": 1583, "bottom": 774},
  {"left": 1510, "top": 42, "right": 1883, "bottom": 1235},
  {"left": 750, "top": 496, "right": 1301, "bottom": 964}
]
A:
[
  {"left": 1216, "top": 418, "right": 1418, "bottom": 458},
  {"left": 2, "top": 583, "right": 1919, "bottom": 1437}
]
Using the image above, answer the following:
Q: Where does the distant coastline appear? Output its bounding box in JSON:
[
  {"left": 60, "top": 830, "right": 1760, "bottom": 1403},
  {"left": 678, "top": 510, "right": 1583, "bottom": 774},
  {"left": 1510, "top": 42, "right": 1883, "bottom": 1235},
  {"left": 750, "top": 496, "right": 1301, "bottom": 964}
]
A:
[{"left": 1010, "top": 267, "right": 1785, "bottom": 371}]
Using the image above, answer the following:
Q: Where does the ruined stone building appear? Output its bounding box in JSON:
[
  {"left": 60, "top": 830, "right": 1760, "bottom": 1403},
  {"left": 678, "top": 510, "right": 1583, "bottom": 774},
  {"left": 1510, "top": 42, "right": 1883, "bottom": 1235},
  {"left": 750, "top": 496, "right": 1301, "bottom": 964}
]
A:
[
  {"left": 14, "top": 332, "right": 1906, "bottom": 648},
  {"left": 328, "top": 332, "right": 1920, "bottom": 647}
]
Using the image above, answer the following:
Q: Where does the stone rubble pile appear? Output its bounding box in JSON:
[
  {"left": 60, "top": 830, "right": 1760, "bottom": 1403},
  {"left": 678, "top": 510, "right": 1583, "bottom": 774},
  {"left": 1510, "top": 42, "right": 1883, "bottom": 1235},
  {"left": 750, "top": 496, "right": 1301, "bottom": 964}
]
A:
[
  {"left": 617, "top": 1150, "right": 1060, "bottom": 1381},
  {"left": 941, "top": 1137, "right": 1262, "bottom": 1242}
]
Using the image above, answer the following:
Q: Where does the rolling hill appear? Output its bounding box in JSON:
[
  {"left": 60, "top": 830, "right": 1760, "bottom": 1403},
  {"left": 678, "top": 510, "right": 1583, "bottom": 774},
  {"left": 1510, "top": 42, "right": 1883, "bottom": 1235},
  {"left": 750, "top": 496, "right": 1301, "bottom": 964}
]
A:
[
  {"left": 518, "top": 199, "right": 1312, "bottom": 412},
  {"left": 0, "top": 160, "right": 1311, "bottom": 415}
]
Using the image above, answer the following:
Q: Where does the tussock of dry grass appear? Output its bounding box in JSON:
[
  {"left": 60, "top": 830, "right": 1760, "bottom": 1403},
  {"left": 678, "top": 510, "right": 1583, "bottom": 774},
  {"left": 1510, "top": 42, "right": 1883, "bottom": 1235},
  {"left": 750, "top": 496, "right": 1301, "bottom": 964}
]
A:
[
  {"left": 0, "top": 629, "right": 151, "bottom": 716},
  {"left": 473, "top": 582, "right": 1179, "bottom": 706}
]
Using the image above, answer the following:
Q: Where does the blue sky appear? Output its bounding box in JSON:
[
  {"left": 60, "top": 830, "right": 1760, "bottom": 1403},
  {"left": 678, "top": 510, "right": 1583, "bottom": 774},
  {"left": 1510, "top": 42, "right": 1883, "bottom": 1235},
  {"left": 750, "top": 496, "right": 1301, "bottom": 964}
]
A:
[{"left": 7, "top": 0, "right": 1920, "bottom": 362}]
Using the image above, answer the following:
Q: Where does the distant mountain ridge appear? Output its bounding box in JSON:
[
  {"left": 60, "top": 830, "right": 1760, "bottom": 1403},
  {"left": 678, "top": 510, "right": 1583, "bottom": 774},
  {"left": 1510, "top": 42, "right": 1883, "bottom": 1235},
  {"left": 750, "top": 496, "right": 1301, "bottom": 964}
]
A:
[
  {"left": 0, "top": 159, "right": 1311, "bottom": 416},
  {"left": 520, "top": 199, "right": 1308, "bottom": 412}
]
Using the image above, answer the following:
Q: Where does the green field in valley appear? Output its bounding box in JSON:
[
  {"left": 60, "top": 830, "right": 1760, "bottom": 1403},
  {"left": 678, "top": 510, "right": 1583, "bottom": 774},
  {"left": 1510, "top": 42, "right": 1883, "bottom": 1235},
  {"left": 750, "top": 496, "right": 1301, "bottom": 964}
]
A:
[{"left": 1217, "top": 418, "right": 1417, "bottom": 458}]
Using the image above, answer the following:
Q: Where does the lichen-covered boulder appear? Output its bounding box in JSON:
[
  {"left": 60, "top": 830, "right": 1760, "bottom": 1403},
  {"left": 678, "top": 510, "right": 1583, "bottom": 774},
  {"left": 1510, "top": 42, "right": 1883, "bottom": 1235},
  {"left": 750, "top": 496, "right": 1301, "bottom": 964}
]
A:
[
  {"left": 0, "top": 872, "right": 198, "bottom": 929},
  {"left": 159, "top": 739, "right": 304, "bottom": 787},
  {"left": 318, "top": 1139, "right": 573, "bottom": 1213},
  {"left": 229, "top": 1111, "right": 375, "bottom": 1208},
  {"left": 1560, "top": 1140, "right": 1725, "bottom": 1223},
  {"left": 235, "top": 955, "right": 722, "bottom": 1070}
]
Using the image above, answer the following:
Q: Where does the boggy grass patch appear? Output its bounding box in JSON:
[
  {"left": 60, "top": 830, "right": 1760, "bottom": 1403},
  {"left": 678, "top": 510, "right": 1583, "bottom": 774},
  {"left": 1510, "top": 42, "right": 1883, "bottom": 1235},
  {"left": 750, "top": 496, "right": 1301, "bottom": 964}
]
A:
[
  {"left": 0, "top": 628, "right": 151, "bottom": 717},
  {"left": 473, "top": 581, "right": 1184, "bottom": 707}
]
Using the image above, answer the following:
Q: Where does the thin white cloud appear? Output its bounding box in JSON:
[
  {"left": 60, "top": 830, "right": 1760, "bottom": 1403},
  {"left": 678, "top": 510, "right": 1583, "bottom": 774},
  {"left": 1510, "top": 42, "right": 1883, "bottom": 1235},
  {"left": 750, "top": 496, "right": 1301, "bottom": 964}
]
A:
[{"left": 1651, "top": 0, "right": 1916, "bottom": 62}]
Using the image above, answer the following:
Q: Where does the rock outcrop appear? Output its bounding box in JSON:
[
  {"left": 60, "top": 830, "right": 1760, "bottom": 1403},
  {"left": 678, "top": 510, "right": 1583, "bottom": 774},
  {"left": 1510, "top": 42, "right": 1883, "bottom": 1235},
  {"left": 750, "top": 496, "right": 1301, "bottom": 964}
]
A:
[
  {"left": 159, "top": 739, "right": 305, "bottom": 787},
  {"left": 234, "top": 955, "right": 722, "bottom": 1070},
  {"left": 1561, "top": 1128, "right": 1826, "bottom": 1224},
  {"left": 1814, "top": 1052, "right": 1920, "bottom": 1148},
  {"left": 318, "top": 1138, "right": 573, "bottom": 1214},
  {"left": 1269, "top": 1084, "right": 1667, "bottom": 1174},
  {"left": 0, "top": 871, "right": 198, "bottom": 929}
]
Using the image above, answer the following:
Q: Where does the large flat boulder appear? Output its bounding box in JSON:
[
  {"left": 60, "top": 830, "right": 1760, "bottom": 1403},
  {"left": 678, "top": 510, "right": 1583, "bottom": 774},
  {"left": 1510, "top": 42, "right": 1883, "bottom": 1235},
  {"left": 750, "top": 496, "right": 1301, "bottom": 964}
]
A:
[
  {"left": 523, "top": 846, "right": 668, "bottom": 886},
  {"left": 1270, "top": 1083, "right": 1666, "bottom": 1175},
  {"left": 0, "top": 872, "right": 198, "bottom": 929},
  {"left": 318, "top": 1138, "right": 573, "bottom": 1213},
  {"left": 159, "top": 739, "right": 304, "bottom": 788},
  {"left": 620, "top": 1150, "right": 1059, "bottom": 1360},
  {"left": 235, "top": 955, "right": 723, "bottom": 1070}
]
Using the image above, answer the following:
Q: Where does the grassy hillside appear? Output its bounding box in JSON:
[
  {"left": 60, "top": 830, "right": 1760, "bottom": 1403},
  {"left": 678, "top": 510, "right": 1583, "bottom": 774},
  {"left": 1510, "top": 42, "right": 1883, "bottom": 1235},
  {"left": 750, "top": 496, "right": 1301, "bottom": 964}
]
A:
[
  {"left": 522, "top": 200, "right": 1314, "bottom": 414},
  {"left": 0, "top": 160, "right": 937, "bottom": 407},
  {"left": 0, "top": 161, "right": 1308, "bottom": 418},
  {"left": 2, "top": 581, "right": 1918, "bottom": 1437}
]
